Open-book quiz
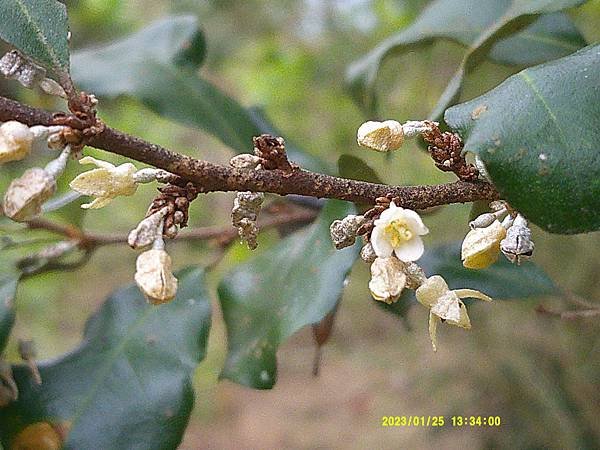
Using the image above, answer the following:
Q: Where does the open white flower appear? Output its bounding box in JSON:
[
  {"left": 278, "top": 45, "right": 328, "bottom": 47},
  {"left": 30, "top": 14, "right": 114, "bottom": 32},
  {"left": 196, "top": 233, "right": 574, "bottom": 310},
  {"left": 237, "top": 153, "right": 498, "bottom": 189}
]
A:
[
  {"left": 69, "top": 156, "right": 138, "bottom": 209},
  {"left": 415, "top": 275, "right": 492, "bottom": 351},
  {"left": 371, "top": 202, "right": 428, "bottom": 262}
]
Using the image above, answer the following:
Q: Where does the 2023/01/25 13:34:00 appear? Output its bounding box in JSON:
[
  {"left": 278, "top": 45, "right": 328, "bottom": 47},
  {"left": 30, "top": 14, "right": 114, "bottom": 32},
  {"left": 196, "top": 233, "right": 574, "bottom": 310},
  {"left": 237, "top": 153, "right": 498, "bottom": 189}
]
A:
[{"left": 452, "top": 416, "right": 502, "bottom": 427}]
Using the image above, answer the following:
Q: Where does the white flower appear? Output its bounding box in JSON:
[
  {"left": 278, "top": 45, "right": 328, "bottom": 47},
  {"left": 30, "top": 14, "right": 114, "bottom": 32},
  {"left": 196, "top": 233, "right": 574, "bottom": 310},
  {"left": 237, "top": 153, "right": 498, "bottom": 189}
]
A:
[
  {"left": 357, "top": 120, "right": 404, "bottom": 152},
  {"left": 371, "top": 202, "right": 428, "bottom": 262},
  {"left": 461, "top": 219, "right": 506, "bottom": 269},
  {"left": 415, "top": 275, "right": 492, "bottom": 351},
  {"left": 368, "top": 256, "right": 406, "bottom": 304},
  {"left": 0, "top": 121, "right": 34, "bottom": 164},
  {"left": 69, "top": 156, "right": 138, "bottom": 209},
  {"left": 135, "top": 249, "right": 178, "bottom": 305}
]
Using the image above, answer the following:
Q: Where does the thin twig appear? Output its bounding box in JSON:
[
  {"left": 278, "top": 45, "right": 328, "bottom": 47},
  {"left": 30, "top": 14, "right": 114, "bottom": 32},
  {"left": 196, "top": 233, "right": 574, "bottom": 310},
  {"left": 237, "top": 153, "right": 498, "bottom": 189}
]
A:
[
  {"left": 25, "top": 207, "right": 319, "bottom": 248},
  {"left": 0, "top": 95, "right": 500, "bottom": 208},
  {"left": 535, "top": 304, "right": 600, "bottom": 321}
]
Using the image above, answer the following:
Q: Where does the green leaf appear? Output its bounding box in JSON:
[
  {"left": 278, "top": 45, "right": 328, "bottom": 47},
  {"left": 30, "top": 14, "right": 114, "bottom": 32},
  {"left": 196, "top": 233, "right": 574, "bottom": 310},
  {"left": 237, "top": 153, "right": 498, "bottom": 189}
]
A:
[
  {"left": 0, "top": 267, "right": 211, "bottom": 449},
  {"left": 347, "top": 0, "right": 587, "bottom": 116},
  {"left": 218, "top": 200, "right": 359, "bottom": 389},
  {"left": 337, "top": 154, "right": 383, "bottom": 184},
  {"left": 0, "top": 0, "right": 70, "bottom": 72},
  {"left": 379, "top": 241, "right": 555, "bottom": 320},
  {"left": 445, "top": 44, "right": 600, "bottom": 233},
  {"left": 419, "top": 242, "right": 556, "bottom": 298},
  {"left": 71, "top": 16, "right": 329, "bottom": 174}
]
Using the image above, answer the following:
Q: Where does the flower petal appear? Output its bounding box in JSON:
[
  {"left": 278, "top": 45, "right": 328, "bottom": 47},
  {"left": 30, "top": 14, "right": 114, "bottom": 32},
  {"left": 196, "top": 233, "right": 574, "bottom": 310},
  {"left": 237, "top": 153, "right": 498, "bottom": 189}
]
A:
[
  {"left": 370, "top": 224, "right": 394, "bottom": 258},
  {"left": 431, "top": 291, "right": 463, "bottom": 322},
  {"left": 400, "top": 208, "right": 429, "bottom": 235},
  {"left": 69, "top": 168, "right": 112, "bottom": 196},
  {"left": 82, "top": 196, "right": 112, "bottom": 209},
  {"left": 374, "top": 202, "right": 400, "bottom": 225},
  {"left": 79, "top": 156, "right": 115, "bottom": 169},
  {"left": 393, "top": 235, "right": 424, "bottom": 262},
  {"left": 429, "top": 311, "right": 440, "bottom": 352},
  {"left": 455, "top": 289, "right": 493, "bottom": 302}
]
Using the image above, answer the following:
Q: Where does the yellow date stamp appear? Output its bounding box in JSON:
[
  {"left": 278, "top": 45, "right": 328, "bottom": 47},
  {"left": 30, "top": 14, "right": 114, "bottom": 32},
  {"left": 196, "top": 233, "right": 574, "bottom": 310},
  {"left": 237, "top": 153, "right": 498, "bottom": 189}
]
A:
[{"left": 380, "top": 416, "right": 502, "bottom": 427}]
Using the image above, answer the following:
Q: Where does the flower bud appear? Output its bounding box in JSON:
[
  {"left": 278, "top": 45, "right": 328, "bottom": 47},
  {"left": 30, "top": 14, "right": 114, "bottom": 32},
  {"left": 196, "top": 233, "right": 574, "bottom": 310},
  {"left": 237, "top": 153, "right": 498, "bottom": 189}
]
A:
[
  {"left": 232, "top": 191, "right": 265, "bottom": 250},
  {"left": 402, "top": 261, "right": 427, "bottom": 289},
  {"left": 135, "top": 249, "right": 178, "bottom": 304},
  {"left": 330, "top": 214, "right": 366, "bottom": 250},
  {"left": 360, "top": 242, "right": 377, "bottom": 263},
  {"left": 461, "top": 220, "right": 506, "bottom": 269},
  {"left": 3, "top": 167, "right": 56, "bottom": 221},
  {"left": 368, "top": 256, "right": 406, "bottom": 304},
  {"left": 128, "top": 207, "right": 169, "bottom": 249},
  {"left": 0, "top": 121, "right": 34, "bottom": 164},
  {"left": 501, "top": 214, "right": 534, "bottom": 264},
  {"left": 357, "top": 120, "right": 404, "bottom": 152},
  {"left": 39, "top": 78, "right": 67, "bottom": 98},
  {"left": 0, "top": 50, "right": 45, "bottom": 88},
  {"left": 469, "top": 213, "right": 497, "bottom": 230},
  {"left": 229, "top": 153, "right": 262, "bottom": 170}
]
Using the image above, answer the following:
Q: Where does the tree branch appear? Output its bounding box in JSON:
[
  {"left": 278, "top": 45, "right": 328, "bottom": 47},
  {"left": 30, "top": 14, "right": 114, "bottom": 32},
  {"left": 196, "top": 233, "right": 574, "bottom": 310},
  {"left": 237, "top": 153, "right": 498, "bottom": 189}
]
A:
[
  {"left": 0, "top": 95, "right": 499, "bottom": 208},
  {"left": 25, "top": 206, "right": 318, "bottom": 248}
]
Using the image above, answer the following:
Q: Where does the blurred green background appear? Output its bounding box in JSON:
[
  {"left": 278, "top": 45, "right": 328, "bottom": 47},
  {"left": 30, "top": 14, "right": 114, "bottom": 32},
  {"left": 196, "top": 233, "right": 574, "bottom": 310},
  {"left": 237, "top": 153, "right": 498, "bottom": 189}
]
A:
[{"left": 1, "top": 0, "right": 600, "bottom": 448}]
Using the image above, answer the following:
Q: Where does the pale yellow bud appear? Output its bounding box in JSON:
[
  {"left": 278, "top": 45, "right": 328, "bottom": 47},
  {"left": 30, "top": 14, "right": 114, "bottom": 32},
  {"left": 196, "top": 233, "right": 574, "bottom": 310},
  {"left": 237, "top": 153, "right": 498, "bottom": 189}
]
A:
[
  {"left": 2, "top": 168, "right": 56, "bottom": 221},
  {"left": 461, "top": 220, "right": 506, "bottom": 269},
  {"left": 135, "top": 249, "right": 178, "bottom": 305},
  {"left": 0, "top": 121, "right": 34, "bottom": 164},
  {"left": 69, "top": 157, "right": 138, "bottom": 209},
  {"left": 368, "top": 256, "right": 406, "bottom": 304},
  {"left": 357, "top": 120, "right": 404, "bottom": 152}
]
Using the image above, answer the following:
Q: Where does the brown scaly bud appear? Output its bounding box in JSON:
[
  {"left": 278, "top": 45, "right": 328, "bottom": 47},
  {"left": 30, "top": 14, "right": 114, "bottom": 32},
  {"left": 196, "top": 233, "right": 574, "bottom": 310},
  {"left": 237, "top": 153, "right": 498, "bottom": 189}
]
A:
[
  {"left": 146, "top": 182, "right": 199, "bottom": 239},
  {"left": 421, "top": 121, "right": 478, "bottom": 182},
  {"left": 253, "top": 134, "right": 294, "bottom": 173}
]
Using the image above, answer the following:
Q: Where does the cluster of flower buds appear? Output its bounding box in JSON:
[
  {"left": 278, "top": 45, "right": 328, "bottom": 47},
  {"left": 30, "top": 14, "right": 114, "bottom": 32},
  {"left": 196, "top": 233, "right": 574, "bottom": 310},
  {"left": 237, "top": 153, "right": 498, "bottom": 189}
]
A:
[
  {"left": 462, "top": 201, "right": 534, "bottom": 269},
  {"left": 0, "top": 50, "right": 66, "bottom": 98},
  {"left": 331, "top": 198, "right": 494, "bottom": 350},
  {"left": 3, "top": 145, "right": 71, "bottom": 221},
  {"left": 356, "top": 119, "right": 437, "bottom": 152}
]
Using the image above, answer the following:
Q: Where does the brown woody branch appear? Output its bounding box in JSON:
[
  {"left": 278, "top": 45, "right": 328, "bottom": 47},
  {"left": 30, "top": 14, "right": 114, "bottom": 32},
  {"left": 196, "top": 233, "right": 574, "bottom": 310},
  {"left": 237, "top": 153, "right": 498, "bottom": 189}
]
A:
[
  {"left": 0, "top": 95, "right": 499, "bottom": 208},
  {"left": 25, "top": 206, "right": 318, "bottom": 248}
]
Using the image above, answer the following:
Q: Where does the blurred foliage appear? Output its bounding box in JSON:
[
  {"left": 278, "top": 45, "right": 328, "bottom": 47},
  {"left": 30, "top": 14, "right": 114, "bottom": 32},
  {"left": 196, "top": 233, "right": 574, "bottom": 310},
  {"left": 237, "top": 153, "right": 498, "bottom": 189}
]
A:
[{"left": 0, "top": 0, "right": 599, "bottom": 448}]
